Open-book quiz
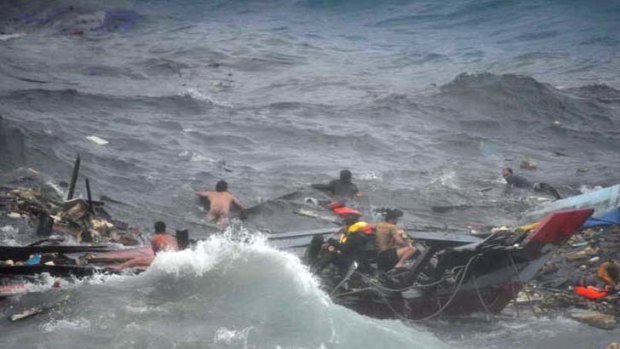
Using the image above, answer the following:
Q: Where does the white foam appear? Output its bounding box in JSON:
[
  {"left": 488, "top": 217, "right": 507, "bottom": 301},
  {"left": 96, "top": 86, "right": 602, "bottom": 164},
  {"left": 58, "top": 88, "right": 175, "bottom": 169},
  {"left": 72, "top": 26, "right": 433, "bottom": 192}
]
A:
[
  {"left": 190, "top": 153, "right": 210, "bottom": 162},
  {"left": 181, "top": 88, "right": 233, "bottom": 108},
  {"left": 578, "top": 184, "right": 603, "bottom": 194},
  {"left": 358, "top": 171, "right": 382, "bottom": 181},
  {"left": 145, "top": 230, "right": 325, "bottom": 302},
  {"left": 41, "top": 318, "right": 91, "bottom": 333},
  {"left": 431, "top": 170, "right": 459, "bottom": 189},
  {"left": 182, "top": 88, "right": 215, "bottom": 104},
  {"left": 1, "top": 226, "right": 19, "bottom": 234},
  {"left": 214, "top": 327, "right": 253, "bottom": 346},
  {"left": 0, "top": 225, "right": 20, "bottom": 246},
  {"left": 0, "top": 33, "right": 27, "bottom": 41}
]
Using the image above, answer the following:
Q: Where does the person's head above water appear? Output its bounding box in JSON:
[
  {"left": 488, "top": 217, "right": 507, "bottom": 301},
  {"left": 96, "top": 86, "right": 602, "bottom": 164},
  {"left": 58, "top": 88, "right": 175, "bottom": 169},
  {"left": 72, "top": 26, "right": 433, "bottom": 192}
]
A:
[
  {"left": 215, "top": 180, "right": 228, "bottom": 192},
  {"left": 502, "top": 167, "right": 513, "bottom": 178},
  {"left": 154, "top": 221, "right": 166, "bottom": 234},
  {"left": 384, "top": 208, "right": 403, "bottom": 223},
  {"left": 340, "top": 169, "right": 352, "bottom": 183}
]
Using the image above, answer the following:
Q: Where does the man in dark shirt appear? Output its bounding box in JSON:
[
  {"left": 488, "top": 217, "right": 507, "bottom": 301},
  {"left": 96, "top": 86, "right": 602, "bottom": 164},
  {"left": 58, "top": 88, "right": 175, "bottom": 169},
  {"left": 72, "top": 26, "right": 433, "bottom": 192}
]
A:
[
  {"left": 311, "top": 170, "right": 360, "bottom": 199},
  {"left": 502, "top": 167, "right": 562, "bottom": 200}
]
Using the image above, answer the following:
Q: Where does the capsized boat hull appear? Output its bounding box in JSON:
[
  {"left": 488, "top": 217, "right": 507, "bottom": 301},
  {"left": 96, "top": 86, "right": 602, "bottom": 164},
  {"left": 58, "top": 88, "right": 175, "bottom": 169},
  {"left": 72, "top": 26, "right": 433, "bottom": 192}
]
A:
[{"left": 523, "top": 184, "right": 620, "bottom": 222}]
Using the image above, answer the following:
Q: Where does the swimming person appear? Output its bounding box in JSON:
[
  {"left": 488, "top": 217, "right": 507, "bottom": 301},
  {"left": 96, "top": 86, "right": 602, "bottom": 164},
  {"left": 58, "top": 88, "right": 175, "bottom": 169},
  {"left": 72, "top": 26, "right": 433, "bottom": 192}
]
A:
[{"left": 196, "top": 180, "right": 246, "bottom": 225}]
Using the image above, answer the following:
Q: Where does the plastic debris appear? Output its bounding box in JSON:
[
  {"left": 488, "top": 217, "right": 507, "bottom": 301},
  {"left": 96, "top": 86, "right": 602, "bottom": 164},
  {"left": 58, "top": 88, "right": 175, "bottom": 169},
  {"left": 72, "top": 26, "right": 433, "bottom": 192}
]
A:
[{"left": 86, "top": 135, "right": 109, "bottom": 145}]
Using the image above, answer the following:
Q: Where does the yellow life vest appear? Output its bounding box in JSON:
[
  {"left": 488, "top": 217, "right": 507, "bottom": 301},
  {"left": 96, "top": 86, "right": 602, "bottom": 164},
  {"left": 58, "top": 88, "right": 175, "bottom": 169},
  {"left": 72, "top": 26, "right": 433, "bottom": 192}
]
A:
[{"left": 339, "top": 221, "right": 373, "bottom": 244}]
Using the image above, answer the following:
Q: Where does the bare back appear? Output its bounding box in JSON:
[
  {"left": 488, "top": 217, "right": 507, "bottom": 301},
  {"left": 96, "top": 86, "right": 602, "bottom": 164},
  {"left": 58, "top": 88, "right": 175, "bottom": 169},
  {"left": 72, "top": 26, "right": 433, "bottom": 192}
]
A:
[
  {"left": 375, "top": 222, "right": 399, "bottom": 252},
  {"left": 200, "top": 191, "right": 244, "bottom": 224}
]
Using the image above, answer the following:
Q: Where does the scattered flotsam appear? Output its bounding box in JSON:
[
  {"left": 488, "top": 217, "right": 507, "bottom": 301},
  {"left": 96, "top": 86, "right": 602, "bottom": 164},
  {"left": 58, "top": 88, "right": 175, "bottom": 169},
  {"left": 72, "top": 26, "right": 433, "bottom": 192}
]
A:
[{"left": 86, "top": 135, "right": 109, "bottom": 145}]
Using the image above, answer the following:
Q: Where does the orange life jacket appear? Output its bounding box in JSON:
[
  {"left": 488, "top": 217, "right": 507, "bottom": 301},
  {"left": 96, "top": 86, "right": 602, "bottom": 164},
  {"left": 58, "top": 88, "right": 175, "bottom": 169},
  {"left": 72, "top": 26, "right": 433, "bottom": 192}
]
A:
[{"left": 574, "top": 285, "right": 608, "bottom": 300}]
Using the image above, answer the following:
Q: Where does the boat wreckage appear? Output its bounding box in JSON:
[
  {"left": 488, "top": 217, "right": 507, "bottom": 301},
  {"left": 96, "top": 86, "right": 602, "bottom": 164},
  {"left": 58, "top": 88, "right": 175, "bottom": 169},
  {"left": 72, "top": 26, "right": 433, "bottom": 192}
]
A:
[
  {"left": 0, "top": 179, "right": 153, "bottom": 297},
  {"left": 292, "top": 208, "right": 593, "bottom": 321},
  {"left": 0, "top": 163, "right": 610, "bottom": 324}
]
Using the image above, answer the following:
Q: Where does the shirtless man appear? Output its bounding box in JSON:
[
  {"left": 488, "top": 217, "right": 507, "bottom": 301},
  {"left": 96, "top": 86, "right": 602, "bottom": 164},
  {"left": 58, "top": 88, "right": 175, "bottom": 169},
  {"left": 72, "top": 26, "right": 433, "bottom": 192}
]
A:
[
  {"left": 374, "top": 209, "right": 415, "bottom": 272},
  {"left": 196, "top": 180, "right": 246, "bottom": 225},
  {"left": 150, "top": 221, "right": 179, "bottom": 253},
  {"left": 110, "top": 221, "right": 178, "bottom": 271}
]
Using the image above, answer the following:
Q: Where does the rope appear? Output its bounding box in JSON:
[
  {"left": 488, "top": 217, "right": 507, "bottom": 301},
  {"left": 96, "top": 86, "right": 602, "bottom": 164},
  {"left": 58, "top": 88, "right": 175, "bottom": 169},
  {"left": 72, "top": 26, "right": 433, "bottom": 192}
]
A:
[
  {"left": 507, "top": 253, "right": 539, "bottom": 317},
  {"left": 371, "top": 254, "right": 481, "bottom": 322},
  {"left": 358, "top": 272, "right": 446, "bottom": 293},
  {"left": 472, "top": 274, "right": 493, "bottom": 314}
]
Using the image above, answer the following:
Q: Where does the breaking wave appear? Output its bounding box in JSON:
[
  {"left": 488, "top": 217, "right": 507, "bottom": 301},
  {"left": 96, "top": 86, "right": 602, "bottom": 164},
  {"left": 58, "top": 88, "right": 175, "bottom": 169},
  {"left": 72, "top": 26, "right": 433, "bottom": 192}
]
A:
[{"left": 0, "top": 235, "right": 449, "bottom": 349}]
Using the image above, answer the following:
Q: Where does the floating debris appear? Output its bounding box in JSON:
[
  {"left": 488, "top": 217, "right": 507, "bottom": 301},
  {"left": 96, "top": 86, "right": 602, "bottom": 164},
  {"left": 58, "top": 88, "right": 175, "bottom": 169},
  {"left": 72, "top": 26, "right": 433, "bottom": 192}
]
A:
[
  {"left": 86, "top": 135, "right": 109, "bottom": 145},
  {"left": 520, "top": 159, "right": 537, "bottom": 171},
  {"left": 570, "top": 311, "right": 617, "bottom": 330},
  {"left": 519, "top": 225, "right": 620, "bottom": 329}
]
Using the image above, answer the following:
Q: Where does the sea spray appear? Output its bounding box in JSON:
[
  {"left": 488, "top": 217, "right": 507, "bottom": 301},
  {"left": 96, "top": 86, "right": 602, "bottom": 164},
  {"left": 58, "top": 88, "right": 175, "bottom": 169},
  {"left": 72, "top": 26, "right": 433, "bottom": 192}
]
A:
[{"left": 1, "top": 234, "right": 449, "bottom": 349}]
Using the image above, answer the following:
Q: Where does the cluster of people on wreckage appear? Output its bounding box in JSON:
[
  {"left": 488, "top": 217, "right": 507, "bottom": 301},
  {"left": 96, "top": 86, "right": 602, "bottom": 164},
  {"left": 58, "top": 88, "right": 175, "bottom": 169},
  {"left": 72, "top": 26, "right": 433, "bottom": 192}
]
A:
[
  {"left": 134, "top": 167, "right": 620, "bottom": 288},
  {"left": 124, "top": 169, "right": 416, "bottom": 274}
]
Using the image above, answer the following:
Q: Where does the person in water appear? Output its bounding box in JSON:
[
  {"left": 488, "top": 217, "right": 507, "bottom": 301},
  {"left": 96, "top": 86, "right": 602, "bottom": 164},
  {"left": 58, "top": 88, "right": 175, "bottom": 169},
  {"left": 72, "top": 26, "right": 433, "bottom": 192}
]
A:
[
  {"left": 196, "top": 180, "right": 246, "bottom": 225},
  {"left": 111, "top": 221, "right": 178, "bottom": 271},
  {"left": 502, "top": 167, "right": 562, "bottom": 200},
  {"left": 311, "top": 169, "right": 361, "bottom": 199},
  {"left": 598, "top": 260, "right": 620, "bottom": 290},
  {"left": 374, "top": 209, "right": 416, "bottom": 272},
  {"left": 150, "top": 221, "right": 179, "bottom": 254},
  {"left": 572, "top": 261, "right": 620, "bottom": 300}
]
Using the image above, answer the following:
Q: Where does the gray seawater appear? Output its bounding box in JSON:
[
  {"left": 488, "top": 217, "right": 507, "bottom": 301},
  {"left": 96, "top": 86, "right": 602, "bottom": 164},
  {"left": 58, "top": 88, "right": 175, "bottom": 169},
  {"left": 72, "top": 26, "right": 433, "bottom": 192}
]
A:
[{"left": 1, "top": 0, "right": 620, "bottom": 347}]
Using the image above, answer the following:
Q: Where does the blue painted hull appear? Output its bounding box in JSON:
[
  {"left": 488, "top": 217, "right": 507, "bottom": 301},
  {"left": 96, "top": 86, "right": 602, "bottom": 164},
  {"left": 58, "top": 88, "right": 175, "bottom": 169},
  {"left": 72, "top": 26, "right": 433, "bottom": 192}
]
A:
[{"left": 523, "top": 184, "right": 620, "bottom": 222}]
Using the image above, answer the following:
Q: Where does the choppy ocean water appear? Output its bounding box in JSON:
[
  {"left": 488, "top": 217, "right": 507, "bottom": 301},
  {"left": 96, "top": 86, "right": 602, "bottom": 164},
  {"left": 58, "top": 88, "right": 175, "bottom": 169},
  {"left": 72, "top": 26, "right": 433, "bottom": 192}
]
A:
[{"left": 1, "top": 0, "right": 620, "bottom": 348}]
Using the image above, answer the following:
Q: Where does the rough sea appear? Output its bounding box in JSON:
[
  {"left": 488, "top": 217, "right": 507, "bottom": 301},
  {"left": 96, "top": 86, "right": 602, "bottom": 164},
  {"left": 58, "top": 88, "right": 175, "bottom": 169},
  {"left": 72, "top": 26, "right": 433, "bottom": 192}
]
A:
[{"left": 1, "top": 0, "right": 619, "bottom": 348}]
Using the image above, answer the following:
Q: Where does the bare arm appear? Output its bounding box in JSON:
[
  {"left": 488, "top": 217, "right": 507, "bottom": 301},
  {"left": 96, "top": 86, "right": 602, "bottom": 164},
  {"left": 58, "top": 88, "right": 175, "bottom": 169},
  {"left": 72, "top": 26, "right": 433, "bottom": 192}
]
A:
[
  {"left": 231, "top": 195, "right": 245, "bottom": 210},
  {"left": 231, "top": 195, "right": 247, "bottom": 219},
  {"left": 109, "top": 256, "right": 154, "bottom": 272},
  {"left": 393, "top": 229, "right": 412, "bottom": 248}
]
